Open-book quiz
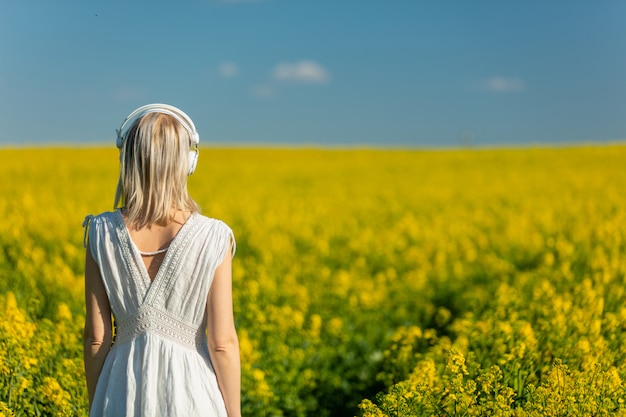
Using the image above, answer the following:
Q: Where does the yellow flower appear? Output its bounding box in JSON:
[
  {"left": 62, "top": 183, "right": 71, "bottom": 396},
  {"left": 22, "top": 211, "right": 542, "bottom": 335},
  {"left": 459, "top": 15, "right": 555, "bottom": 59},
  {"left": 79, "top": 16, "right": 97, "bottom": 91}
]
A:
[
  {"left": 38, "top": 377, "right": 72, "bottom": 416},
  {"left": 327, "top": 317, "right": 343, "bottom": 337},
  {"left": 56, "top": 303, "right": 72, "bottom": 322},
  {"left": 446, "top": 348, "right": 469, "bottom": 376}
]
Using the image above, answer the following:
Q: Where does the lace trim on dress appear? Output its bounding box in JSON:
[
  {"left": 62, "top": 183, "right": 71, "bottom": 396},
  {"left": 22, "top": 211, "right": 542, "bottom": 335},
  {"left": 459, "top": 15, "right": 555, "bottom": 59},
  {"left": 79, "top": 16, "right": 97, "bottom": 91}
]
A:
[
  {"left": 147, "top": 213, "right": 198, "bottom": 304},
  {"left": 115, "top": 306, "right": 207, "bottom": 350},
  {"left": 114, "top": 213, "right": 150, "bottom": 296}
]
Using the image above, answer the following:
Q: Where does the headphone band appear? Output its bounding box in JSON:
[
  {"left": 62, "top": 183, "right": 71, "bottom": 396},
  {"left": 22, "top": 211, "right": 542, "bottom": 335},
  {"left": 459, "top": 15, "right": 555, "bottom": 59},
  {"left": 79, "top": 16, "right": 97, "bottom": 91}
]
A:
[
  {"left": 116, "top": 103, "right": 200, "bottom": 149},
  {"left": 116, "top": 103, "right": 200, "bottom": 175}
]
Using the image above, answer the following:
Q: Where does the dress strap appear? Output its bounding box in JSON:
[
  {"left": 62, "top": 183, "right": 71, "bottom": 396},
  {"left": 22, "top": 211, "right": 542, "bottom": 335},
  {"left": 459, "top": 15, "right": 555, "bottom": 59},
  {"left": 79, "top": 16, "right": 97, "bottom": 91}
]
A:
[{"left": 82, "top": 214, "right": 95, "bottom": 248}]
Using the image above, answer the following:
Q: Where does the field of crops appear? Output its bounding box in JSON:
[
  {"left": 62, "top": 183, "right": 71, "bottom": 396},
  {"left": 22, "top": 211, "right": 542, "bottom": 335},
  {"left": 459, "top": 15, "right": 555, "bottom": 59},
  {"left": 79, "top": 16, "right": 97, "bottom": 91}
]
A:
[{"left": 1, "top": 145, "right": 625, "bottom": 416}]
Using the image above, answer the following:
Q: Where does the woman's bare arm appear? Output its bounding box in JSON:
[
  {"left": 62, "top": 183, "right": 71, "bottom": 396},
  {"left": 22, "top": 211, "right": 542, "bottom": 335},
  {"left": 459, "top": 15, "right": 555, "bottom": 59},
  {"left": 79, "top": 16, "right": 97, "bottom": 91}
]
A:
[
  {"left": 83, "top": 244, "right": 112, "bottom": 408},
  {"left": 206, "top": 247, "right": 241, "bottom": 417}
]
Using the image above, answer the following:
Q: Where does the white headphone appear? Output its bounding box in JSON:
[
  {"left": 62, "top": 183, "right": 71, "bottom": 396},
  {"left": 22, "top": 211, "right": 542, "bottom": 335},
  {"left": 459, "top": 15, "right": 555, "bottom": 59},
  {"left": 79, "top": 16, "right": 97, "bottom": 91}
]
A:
[{"left": 116, "top": 103, "right": 200, "bottom": 175}]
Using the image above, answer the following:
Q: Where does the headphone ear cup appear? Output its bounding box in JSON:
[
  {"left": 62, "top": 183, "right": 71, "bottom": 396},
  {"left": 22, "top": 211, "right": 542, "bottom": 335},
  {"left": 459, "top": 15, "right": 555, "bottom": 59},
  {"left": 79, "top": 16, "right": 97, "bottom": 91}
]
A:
[
  {"left": 191, "top": 132, "right": 200, "bottom": 146},
  {"left": 188, "top": 149, "right": 199, "bottom": 175}
]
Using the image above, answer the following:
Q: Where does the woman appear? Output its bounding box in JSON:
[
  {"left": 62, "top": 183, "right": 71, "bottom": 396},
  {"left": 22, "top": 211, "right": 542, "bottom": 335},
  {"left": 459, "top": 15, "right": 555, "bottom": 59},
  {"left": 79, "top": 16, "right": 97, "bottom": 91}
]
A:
[{"left": 83, "top": 104, "right": 241, "bottom": 417}]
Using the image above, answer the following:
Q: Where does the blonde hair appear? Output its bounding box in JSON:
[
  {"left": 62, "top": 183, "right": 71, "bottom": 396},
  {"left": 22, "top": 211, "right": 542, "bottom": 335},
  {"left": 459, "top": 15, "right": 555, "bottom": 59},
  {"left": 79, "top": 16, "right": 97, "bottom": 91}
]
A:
[{"left": 114, "top": 113, "right": 200, "bottom": 228}]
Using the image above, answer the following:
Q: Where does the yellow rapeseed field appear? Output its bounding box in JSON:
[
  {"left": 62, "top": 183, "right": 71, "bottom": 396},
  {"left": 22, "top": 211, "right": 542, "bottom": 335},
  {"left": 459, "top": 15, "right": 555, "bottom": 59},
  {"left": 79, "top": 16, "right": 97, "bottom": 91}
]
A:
[{"left": 1, "top": 146, "right": 625, "bottom": 416}]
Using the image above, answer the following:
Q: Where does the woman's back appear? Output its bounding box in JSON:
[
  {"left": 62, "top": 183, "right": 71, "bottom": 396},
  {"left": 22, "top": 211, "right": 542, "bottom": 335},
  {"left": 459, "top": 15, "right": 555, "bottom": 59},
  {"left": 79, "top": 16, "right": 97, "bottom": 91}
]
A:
[
  {"left": 124, "top": 209, "right": 190, "bottom": 281},
  {"left": 85, "top": 210, "right": 235, "bottom": 417}
]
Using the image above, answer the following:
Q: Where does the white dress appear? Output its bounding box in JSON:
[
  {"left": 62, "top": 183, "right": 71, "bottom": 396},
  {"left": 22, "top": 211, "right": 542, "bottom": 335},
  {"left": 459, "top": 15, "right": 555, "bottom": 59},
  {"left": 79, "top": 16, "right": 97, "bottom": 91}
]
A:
[{"left": 85, "top": 210, "right": 235, "bottom": 417}]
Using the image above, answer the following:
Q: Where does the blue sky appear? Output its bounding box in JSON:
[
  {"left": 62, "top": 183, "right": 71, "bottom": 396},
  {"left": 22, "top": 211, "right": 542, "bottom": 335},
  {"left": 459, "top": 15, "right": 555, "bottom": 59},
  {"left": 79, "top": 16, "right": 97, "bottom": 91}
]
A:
[{"left": 1, "top": 1, "right": 625, "bottom": 147}]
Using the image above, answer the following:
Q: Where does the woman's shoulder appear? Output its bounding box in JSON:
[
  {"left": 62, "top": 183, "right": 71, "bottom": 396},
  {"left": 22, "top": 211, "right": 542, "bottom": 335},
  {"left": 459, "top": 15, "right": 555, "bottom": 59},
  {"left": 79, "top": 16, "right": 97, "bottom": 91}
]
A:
[
  {"left": 82, "top": 210, "right": 121, "bottom": 248},
  {"left": 194, "top": 213, "right": 233, "bottom": 232},
  {"left": 85, "top": 210, "right": 120, "bottom": 226},
  {"left": 193, "top": 214, "right": 236, "bottom": 257}
]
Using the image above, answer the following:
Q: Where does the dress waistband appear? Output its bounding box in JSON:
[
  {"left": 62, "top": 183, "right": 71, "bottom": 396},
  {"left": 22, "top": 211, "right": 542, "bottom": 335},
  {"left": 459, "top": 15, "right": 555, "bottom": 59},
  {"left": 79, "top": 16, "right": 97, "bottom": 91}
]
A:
[{"left": 115, "top": 307, "right": 207, "bottom": 350}]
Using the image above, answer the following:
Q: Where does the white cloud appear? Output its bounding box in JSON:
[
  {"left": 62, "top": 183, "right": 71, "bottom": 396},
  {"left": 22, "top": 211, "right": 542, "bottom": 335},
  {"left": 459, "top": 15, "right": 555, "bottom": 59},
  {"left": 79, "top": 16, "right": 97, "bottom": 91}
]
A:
[
  {"left": 272, "top": 60, "right": 330, "bottom": 84},
  {"left": 482, "top": 76, "right": 525, "bottom": 93},
  {"left": 218, "top": 61, "right": 240, "bottom": 78}
]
